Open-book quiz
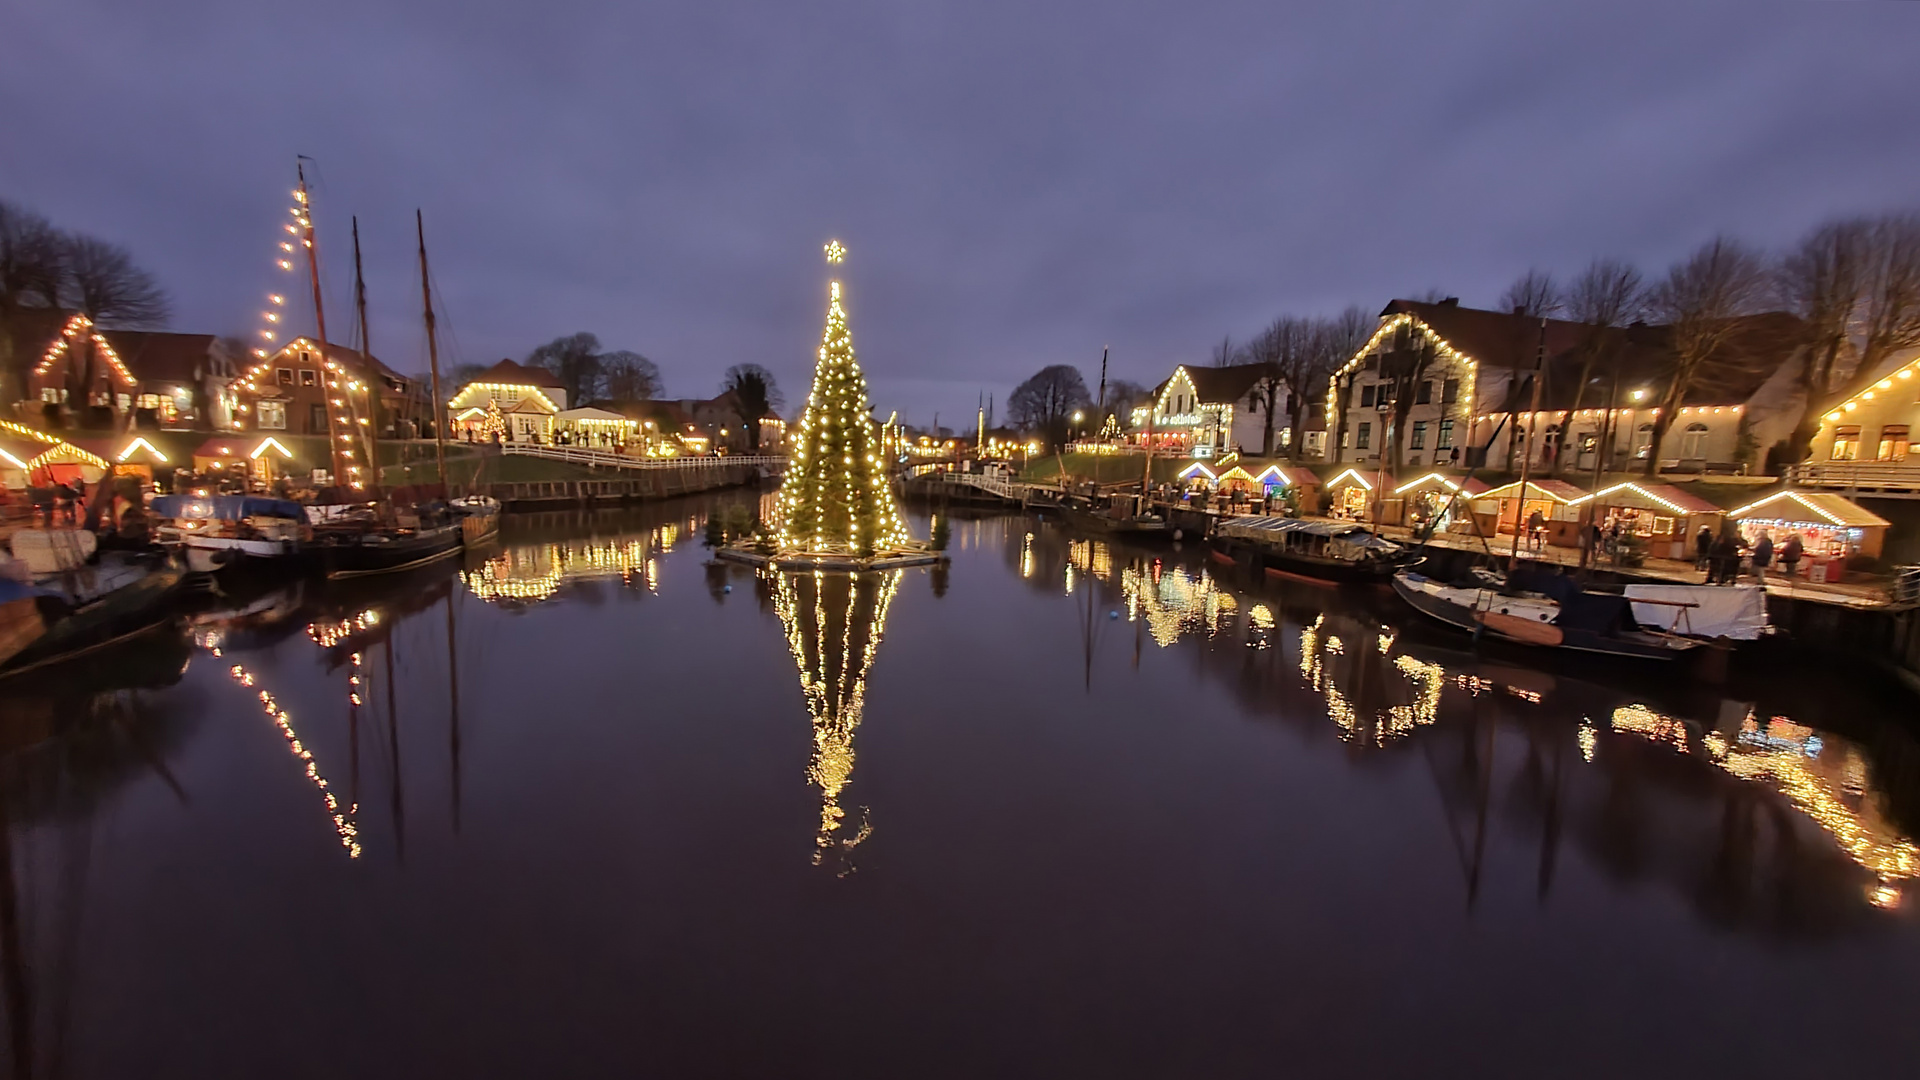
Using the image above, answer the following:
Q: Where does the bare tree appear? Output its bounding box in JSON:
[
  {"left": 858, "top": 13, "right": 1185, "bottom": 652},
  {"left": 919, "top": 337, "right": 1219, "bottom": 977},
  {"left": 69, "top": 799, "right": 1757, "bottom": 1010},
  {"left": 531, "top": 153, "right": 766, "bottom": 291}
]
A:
[
  {"left": 1327, "top": 305, "right": 1373, "bottom": 464},
  {"left": 601, "top": 350, "right": 661, "bottom": 401},
  {"left": 528, "top": 332, "right": 605, "bottom": 404},
  {"left": 1558, "top": 258, "right": 1644, "bottom": 472},
  {"left": 1007, "top": 364, "right": 1091, "bottom": 449},
  {"left": 720, "top": 363, "right": 782, "bottom": 450},
  {"left": 1778, "top": 218, "right": 1869, "bottom": 463},
  {"left": 1211, "top": 335, "right": 1241, "bottom": 368},
  {"left": 1855, "top": 213, "right": 1920, "bottom": 392},
  {"left": 1495, "top": 269, "right": 1563, "bottom": 471},
  {"left": 62, "top": 234, "right": 169, "bottom": 327},
  {"left": 1241, "top": 319, "right": 1291, "bottom": 456},
  {"left": 1100, "top": 379, "right": 1149, "bottom": 430},
  {"left": 1642, "top": 237, "right": 1770, "bottom": 476},
  {"left": 0, "top": 201, "right": 66, "bottom": 404}
]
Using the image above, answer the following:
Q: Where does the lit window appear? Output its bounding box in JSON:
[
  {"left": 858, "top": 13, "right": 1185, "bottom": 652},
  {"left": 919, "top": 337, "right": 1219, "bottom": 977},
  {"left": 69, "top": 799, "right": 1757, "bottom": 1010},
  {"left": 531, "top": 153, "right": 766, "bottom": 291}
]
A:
[
  {"left": 1680, "top": 422, "right": 1710, "bottom": 459},
  {"left": 300, "top": 369, "right": 317, "bottom": 387},
  {"left": 1832, "top": 425, "right": 1861, "bottom": 461},
  {"left": 257, "top": 400, "right": 287, "bottom": 430},
  {"left": 277, "top": 368, "right": 294, "bottom": 386},
  {"left": 1877, "top": 425, "right": 1909, "bottom": 462}
]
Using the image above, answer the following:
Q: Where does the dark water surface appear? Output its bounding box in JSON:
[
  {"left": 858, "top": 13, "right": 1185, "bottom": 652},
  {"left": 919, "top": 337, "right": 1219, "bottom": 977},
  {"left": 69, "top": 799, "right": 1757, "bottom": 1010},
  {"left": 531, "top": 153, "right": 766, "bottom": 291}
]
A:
[{"left": 5, "top": 493, "right": 1920, "bottom": 1078}]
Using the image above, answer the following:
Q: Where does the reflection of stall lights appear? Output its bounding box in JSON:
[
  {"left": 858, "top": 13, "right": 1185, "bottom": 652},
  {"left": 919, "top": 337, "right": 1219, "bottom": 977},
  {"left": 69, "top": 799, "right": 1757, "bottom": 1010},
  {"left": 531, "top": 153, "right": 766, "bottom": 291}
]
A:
[
  {"left": 1578, "top": 723, "right": 1597, "bottom": 762},
  {"left": 1612, "top": 703, "right": 1918, "bottom": 906}
]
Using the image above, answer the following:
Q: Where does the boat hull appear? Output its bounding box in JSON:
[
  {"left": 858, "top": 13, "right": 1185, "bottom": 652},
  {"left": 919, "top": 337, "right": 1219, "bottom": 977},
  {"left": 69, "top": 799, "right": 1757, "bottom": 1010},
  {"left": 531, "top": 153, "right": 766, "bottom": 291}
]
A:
[
  {"left": 1391, "top": 572, "right": 1698, "bottom": 661},
  {"left": 1212, "top": 539, "right": 1404, "bottom": 584},
  {"left": 319, "top": 524, "right": 465, "bottom": 579}
]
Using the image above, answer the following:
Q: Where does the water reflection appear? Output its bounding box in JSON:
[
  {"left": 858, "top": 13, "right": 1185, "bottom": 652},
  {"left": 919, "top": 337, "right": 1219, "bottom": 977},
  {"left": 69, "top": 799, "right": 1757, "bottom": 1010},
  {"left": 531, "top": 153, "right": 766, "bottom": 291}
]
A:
[
  {"left": 461, "top": 516, "right": 694, "bottom": 603},
  {"left": 769, "top": 570, "right": 902, "bottom": 874},
  {"left": 0, "top": 632, "right": 195, "bottom": 1080},
  {"left": 1015, "top": 519, "right": 1920, "bottom": 930}
]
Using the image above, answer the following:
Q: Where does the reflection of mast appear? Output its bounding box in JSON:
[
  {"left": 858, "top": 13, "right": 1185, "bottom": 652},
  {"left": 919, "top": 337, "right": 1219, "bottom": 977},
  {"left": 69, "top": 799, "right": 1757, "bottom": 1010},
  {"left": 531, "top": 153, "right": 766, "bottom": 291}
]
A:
[
  {"left": 445, "top": 590, "right": 463, "bottom": 834},
  {"left": 386, "top": 635, "right": 406, "bottom": 863},
  {"left": 0, "top": 786, "right": 32, "bottom": 1079},
  {"left": 770, "top": 569, "right": 901, "bottom": 869}
]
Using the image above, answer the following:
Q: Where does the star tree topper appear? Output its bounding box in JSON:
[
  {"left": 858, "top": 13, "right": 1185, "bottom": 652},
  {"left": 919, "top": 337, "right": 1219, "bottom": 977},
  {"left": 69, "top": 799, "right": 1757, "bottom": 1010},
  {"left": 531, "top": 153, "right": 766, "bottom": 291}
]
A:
[{"left": 824, "top": 239, "right": 846, "bottom": 265}]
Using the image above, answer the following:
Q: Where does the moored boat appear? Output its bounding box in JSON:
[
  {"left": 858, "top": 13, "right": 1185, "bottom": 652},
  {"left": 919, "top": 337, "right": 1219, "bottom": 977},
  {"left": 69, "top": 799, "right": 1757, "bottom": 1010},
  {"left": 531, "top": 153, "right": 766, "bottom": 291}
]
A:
[
  {"left": 1390, "top": 566, "right": 1707, "bottom": 661},
  {"left": 1213, "top": 516, "right": 1412, "bottom": 584},
  {"left": 1, "top": 530, "right": 190, "bottom": 677},
  {"left": 149, "top": 493, "right": 314, "bottom": 575}
]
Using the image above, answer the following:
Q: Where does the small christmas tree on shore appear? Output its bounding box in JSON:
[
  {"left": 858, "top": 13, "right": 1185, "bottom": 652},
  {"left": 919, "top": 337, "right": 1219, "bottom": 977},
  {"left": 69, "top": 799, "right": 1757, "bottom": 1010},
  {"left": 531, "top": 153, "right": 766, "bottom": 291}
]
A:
[{"left": 774, "top": 241, "right": 911, "bottom": 556}]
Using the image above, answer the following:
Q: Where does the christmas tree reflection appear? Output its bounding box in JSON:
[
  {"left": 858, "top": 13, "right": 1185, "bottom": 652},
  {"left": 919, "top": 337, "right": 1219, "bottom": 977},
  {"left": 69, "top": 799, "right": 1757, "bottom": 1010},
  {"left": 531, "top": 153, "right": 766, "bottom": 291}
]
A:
[{"left": 770, "top": 568, "right": 902, "bottom": 871}]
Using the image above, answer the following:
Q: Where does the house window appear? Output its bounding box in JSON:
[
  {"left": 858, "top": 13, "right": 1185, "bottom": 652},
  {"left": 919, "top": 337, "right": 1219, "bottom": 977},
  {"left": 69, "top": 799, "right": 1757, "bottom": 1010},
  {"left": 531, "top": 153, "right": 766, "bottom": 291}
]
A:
[
  {"left": 258, "top": 400, "right": 287, "bottom": 429},
  {"left": 1361, "top": 385, "right": 1376, "bottom": 408},
  {"left": 1680, "top": 422, "right": 1710, "bottom": 459},
  {"left": 40, "top": 386, "right": 63, "bottom": 403},
  {"left": 1437, "top": 419, "right": 1454, "bottom": 449},
  {"left": 277, "top": 368, "right": 294, "bottom": 385},
  {"left": 1411, "top": 421, "right": 1428, "bottom": 449},
  {"left": 1442, "top": 378, "right": 1459, "bottom": 404},
  {"left": 1364, "top": 354, "right": 1379, "bottom": 371},
  {"left": 1877, "top": 425, "right": 1909, "bottom": 461},
  {"left": 1831, "top": 425, "right": 1861, "bottom": 461},
  {"left": 300, "top": 369, "right": 318, "bottom": 387},
  {"left": 310, "top": 404, "right": 328, "bottom": 433},
  {"left": 1357, "top": 422, "right": 1372, "bottom": 450},
  {"left": 1416, "top": 381, "right": 1433, "bottom": 405},
  {"left": 1635, "top": 423, "right": 1656, "bottom": 459}
]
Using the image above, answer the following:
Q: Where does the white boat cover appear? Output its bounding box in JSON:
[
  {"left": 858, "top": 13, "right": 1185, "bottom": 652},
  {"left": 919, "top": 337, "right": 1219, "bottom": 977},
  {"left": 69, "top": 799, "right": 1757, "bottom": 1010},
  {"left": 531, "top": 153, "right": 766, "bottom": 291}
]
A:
[{"left": 1623, "top": 584, "right": 1768, "bottom": 640}]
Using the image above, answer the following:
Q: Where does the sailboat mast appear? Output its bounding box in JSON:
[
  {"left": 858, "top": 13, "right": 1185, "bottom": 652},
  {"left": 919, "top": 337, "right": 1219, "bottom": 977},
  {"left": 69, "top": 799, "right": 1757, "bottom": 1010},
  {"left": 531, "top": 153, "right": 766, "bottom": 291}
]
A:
[
  {"left": 352, "top": 216, "right": 380, "bottom": 488},
  {"left": 296, "top": 159, "right": 355, "bottom": 488},
  {"left": 417, "top": 210, "right": 450, "bottom": 490}
]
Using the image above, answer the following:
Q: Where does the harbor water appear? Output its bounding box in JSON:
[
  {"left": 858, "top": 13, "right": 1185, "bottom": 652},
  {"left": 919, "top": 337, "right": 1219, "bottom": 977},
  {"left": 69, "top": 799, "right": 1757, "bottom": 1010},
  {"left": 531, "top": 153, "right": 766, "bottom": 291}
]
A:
[{"left": 4, "top": 492, "right": 1919, "bottom": 1077}]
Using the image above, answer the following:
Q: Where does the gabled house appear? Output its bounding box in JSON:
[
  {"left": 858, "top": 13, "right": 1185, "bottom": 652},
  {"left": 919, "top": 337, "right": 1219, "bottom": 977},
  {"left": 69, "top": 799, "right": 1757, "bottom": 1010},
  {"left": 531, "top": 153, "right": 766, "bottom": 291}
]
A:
[
  {"left": 447, "top": 359, "right": 569, "bottom": 443},
  {"left": 13, "top": 309, "right": 239, "bottom": 431},
  {"left": 233, "top": 337, "right": 427, "bottom": 438},
  {"left": 1132, "top": 363, "right": 1276, "bottom": 458},
  {"left": 1788, "top": 345, "right": 1920, "bottom": 495},
  {"left": 1327, "top": 298, "right": 1806, "bottom": 476}
]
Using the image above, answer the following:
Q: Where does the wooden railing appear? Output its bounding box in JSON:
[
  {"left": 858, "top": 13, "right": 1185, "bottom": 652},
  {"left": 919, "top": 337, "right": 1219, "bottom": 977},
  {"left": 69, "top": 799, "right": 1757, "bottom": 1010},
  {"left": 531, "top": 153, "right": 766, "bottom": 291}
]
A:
[
  {"left": 501, "top": 444, "right": 786, "bottom": 472},
  {"left": 1785, "top": 460, "right": 1920, "bottom": 492}
]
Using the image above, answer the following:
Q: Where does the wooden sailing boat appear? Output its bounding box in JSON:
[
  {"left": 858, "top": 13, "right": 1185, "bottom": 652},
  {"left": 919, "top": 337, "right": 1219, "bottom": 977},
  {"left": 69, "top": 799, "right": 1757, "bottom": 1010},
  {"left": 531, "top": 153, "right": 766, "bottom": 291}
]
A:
[{"left": 416, "top": 209, "right": 500, "bottom": 548}]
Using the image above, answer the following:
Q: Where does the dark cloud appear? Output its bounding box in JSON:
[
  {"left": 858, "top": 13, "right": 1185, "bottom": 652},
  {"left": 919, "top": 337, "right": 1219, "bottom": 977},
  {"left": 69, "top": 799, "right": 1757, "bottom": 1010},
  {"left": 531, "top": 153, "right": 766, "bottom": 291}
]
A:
[{"left": 5, "top": 1, "right": 1916, "bottom": 423}]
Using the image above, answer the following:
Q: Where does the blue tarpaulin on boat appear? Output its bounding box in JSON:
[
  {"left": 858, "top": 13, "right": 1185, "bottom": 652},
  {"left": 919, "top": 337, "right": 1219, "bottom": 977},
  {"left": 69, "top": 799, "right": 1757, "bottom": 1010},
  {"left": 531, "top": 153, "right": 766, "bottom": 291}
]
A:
[{"left": 148, "top": 495, "right": 307, "bottom": 521}]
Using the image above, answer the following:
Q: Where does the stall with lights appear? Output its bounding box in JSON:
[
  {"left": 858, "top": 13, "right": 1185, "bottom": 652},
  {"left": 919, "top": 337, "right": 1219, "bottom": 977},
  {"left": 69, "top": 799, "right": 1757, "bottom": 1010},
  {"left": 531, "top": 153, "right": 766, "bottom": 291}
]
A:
[
  {"left": 446, "top": 360, "right": 568, "bottom": 444},
  {"left": 1472, "top": 478, "right": 1587, "bottom": 546},
  {"left": 1729, "top": 489, "right": 1889, "bottom": 570},
  {"left": 1324, "top": 468, "right": 1386, "bottom": 519},
  {"left": 1566, "top": 481, "right": 1724, "bottom": 560},
  {"left": 1388, "top": 472, "right": 1488, "bottom": 530},
  {"left": 192, "top": 436, "right": 299, "bottom": 489}
]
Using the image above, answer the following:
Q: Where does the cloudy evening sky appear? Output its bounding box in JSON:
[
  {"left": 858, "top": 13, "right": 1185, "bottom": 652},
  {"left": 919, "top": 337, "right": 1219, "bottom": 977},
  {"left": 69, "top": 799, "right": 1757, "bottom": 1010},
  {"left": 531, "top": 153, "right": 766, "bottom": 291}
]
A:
[{"left": 5, "top": 1, "right": 1918, "bottom": 424}]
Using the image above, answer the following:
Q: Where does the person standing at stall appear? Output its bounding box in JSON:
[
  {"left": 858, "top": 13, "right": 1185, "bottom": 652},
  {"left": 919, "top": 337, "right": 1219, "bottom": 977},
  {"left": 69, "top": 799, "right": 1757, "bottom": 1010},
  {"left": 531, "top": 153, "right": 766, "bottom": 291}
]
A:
[
  {"left": 1694, "top": 524, "right": 1713, "bottom": 571},
  {"left": 1779, "top": 533, "right": 1803, "bottom": 580},
  {"left": 1751, "top": 530, "right": 1774, "bottom": 581}
]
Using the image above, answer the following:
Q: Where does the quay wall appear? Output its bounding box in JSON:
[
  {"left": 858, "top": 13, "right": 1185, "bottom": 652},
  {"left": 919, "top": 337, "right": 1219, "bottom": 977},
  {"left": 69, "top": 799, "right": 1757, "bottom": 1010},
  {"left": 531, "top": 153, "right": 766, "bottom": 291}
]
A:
[{"left": 474, "top": 463, "right": 766, "bottom": 511}]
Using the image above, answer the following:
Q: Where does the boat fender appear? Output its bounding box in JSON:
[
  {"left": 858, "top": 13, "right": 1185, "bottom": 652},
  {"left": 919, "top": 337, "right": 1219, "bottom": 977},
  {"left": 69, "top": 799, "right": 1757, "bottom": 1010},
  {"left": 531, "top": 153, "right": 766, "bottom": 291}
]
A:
[
  {"left": 1109, "top": 610, "right": 1119, "bottom": 619},
  {"left": 1173, "top": 529, "right": 1183, "bottom": 541},
  {"left": 723, "top": 585, "right": 732, "bottom": 593}
]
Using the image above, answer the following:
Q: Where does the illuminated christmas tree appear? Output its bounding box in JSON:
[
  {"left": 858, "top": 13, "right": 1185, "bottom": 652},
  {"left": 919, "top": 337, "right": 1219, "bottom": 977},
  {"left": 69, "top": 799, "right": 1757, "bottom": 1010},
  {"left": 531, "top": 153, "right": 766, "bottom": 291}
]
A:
[{"left": 774, "top": 241, "right": 911, "bottom": 557}]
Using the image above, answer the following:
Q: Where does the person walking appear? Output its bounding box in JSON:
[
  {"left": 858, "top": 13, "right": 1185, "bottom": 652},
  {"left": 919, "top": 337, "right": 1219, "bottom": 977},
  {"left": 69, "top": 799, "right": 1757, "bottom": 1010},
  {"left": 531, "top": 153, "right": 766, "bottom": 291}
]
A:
[
  {"left": 1779, "top": 533, "right": 1803, "bottom": 581},
  {"left": 1751, "top": 530, "right": 1773, "bottom": 581},
  {"left": 1526, "top": 507, "right": 1546, "bottom": 553},
  {"left": 1694, "top": 524, "right": 1713, "bottom": 571}
]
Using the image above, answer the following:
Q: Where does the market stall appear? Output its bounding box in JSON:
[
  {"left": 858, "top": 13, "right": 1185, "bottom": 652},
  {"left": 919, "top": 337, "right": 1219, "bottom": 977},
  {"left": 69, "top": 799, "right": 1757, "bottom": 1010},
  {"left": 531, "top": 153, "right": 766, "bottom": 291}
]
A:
[
  {"left": 1568, "top": 481, "right": 1724, "bottom": 560},
  {"left": 1387, "top": 472, "right": 1488, "bottom": 531},
  {"left": 1472, "top": 478, "right": 1586, "bottom": 547},
  {"left": 1324, "top": 468, "right": 1387, "bottom": 521},
  {"left": 1729, "top": 489, "right": 1890, "bottom": 579}
]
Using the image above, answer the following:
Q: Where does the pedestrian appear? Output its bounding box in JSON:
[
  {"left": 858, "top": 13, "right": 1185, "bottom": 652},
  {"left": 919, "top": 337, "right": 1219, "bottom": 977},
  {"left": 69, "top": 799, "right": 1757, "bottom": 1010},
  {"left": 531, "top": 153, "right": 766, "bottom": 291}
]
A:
[
  {"left": 1526, "top": 507, "right": 1546, "bottom": 552},
  {"left": 1751, "top": 530, "right": 1773, "bottom": 580},
  {"left": 1708, "top": 529, "right": 1739, "bottom": 585},
  {"left": 1694, "top": 524, "right": 1713, "bottom": 570},
  {"left": 1779, "top": 533, "right": 1803, "bottom": 580}
]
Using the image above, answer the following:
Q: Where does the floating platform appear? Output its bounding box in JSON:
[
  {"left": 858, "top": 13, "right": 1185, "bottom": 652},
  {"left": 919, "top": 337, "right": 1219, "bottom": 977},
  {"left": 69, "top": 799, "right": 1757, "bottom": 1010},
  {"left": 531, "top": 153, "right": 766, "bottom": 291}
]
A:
[{"left": 714, "top": 545, "right": 947, "bottom": 571}]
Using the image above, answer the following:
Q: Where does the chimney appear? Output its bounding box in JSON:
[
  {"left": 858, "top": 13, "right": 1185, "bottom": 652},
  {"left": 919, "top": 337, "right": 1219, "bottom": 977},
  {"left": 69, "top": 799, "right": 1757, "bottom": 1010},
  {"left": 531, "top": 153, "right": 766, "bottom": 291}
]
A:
[{"left": 1440, "top": 297, "right": 1459, "bottom": 307}]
